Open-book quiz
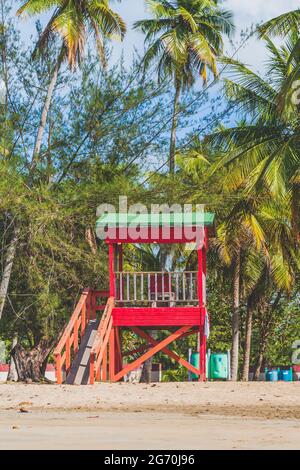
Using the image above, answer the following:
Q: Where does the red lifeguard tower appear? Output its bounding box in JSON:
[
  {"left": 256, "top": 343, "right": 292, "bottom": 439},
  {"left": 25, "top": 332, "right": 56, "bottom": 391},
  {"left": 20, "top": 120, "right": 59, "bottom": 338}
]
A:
[{"left": 54, "top": 212, "right": 215, "bottom": 384}]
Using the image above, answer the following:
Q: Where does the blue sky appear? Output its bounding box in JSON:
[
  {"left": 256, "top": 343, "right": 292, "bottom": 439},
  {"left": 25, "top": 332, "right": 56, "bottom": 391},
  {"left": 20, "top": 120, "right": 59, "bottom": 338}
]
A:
[{"left": 15, "top": 0, "right": 300, "bottom": 71}]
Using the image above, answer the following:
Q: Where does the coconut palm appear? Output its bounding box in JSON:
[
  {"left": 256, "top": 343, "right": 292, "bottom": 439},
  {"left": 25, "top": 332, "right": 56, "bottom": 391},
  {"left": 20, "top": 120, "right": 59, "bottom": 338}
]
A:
[
  {"left": 17, "top": 0, "right": 126, "bottom": 171},
  {"left": 212, "top": 193, "right": 266, "bottom": 380},
  {"left": 241, "top": 194, "right": 299, "bottom": 381},
  {"left": 134, "top": 0, "right": 234, "bottom": 173},
  {"left": 209, "top": 33, "right": 300, "bottom": 243},
  {"left": 258, "top": 11, "right": 300, "bottom": 119},
  {"left": 258, "top": 9, "right": 300, "bottom": 38},
  {"left": 0, "top": 1, "right": 126, "bottom": 320}
]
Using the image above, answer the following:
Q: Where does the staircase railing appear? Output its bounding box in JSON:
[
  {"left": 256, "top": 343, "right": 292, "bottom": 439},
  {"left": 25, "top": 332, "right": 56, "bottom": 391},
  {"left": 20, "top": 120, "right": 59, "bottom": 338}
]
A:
[
  {"left": 54, "top": 288, "right": 109, "bottom": 384},
  {"left": 89, "top": 297, "right": 115, "bottom": 384}
]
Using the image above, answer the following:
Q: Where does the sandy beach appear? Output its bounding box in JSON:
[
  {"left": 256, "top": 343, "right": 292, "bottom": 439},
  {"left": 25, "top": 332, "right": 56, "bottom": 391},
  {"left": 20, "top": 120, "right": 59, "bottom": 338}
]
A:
[{"left": 0, "top": 381, "right": 300, "bottom": 449}]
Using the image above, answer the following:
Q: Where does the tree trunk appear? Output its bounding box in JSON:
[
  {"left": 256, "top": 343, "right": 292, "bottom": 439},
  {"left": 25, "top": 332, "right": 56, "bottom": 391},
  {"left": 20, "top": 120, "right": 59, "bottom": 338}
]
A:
[
  {"left": 85, "top": 226, "right": 98, "bottom": 254},
  {"left": 0, "top": 224, "right": 20, "bottom": 320},
  {"left": 253, "top": 292, "right": 281, "bottom": 381},
  {"left": 231, "top": 248, "right": 241, "bottom": 381},
  {"left": 11, "top": 339, "right": 53, "bottom": 382},
  {"left": 169, "top": 80, "right": 181, "bottom": 174},
  {"left": 254, "top": 349, "right": 265, "bottom": 381},
  {"left": 241, "top": 302, "right": 254, "bottom": 381},
  {"left": 7, "top": 336, "right": 18, "bottom": 381},
  {"left": 30, "top": 48, "right": 64, "bottom": 175},
  {"left": 141, "top": 356, "right": 152, "bottom": 384},
  {"left": 0, "top": 51, "right": 63, "bottom": 320}
]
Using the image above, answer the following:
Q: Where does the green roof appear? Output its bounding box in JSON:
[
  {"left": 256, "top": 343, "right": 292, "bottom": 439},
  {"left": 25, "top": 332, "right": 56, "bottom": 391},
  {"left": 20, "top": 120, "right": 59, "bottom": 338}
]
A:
[{"left": 96, "top": 212, "right": 215, "bottom": 228}]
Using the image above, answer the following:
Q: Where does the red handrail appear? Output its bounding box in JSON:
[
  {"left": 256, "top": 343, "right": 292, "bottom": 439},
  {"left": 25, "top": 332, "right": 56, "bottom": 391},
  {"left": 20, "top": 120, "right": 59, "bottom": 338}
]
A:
[
  {"left": 90, "top": 297, "right": 115, "bottom": 384},
  {"left": 54, "top": 289, "right": 109, "bottom": 384}
]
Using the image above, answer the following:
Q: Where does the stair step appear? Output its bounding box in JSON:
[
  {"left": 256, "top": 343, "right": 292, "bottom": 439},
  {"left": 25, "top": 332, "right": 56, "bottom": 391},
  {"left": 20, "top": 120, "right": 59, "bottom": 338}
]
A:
[{"left": 66, "top": 320, "right": 99, "bottom": 385}]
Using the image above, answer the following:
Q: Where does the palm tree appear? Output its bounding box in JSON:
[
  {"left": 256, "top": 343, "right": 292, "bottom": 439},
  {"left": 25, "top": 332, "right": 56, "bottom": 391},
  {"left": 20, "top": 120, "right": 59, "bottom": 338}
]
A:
[
  {"left": 212, "top": 194, "right": 266, "bottom": 381},
  {"left": 258, "top": 9, "right": 300, "bottom": 38},
  {"left": 209, "top": 33, "right": 300, "bottom": 243},
  {"left": 17, "top": 0, "right": 126, "bottom": 172},
  {"left": 0, "top": 1, "right": 125, "bottom": 321},
  {"left": 134, "top": 0, "right": 234, "bottom": 173},
  {"left": 258, "top": 10, "right": 300, "bottom": 132},
  {"left": 240, "top": 194, "right": 298, "bottom": 381}
]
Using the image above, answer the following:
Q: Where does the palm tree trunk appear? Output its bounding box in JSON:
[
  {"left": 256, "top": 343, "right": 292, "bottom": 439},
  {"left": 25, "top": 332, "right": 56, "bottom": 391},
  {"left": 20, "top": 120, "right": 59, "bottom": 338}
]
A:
[
  {"left": 231, "top": 248, "right": 241, "bottom": 381},
  {"left": 292, "top": 183, "right": 300, "bottom": 244},
  {"left": 169, "top": 80, "right": 181, "bottom": 174},
  {"left": 242, "top": 302, "right": 254, "bottom": 381},
  {"left": 254, "top": 349, "right": 265, "bottom": 381},
  {"left": 0, "top": 224, "right": 20, "bottom": 320}
]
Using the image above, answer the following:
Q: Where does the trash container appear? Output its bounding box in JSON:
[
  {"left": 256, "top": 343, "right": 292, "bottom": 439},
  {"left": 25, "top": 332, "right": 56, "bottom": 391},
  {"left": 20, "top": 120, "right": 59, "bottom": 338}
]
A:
[
  {"left": 210, "top": 354, "right": 228, "bottom": 380},
  {"left": 265, "top": 368, "right": 279, "bottom": 382},
  {"left": 279, "top": 368, "right": 293, "bottom": 382}
]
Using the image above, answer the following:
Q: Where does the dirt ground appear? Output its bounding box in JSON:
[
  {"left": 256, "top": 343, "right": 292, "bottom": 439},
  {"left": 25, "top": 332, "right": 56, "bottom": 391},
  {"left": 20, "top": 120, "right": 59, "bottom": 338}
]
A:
[{"left": 0, "top": 381, "right": 300, "bottom": 449}]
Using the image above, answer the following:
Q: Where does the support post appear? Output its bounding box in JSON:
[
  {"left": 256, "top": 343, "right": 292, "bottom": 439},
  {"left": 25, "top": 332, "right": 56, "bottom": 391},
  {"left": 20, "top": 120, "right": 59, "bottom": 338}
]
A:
[
  {"left": 109, "top": 326, "right": 115, "bottom": 381},
  {"left": 115, "top": 327, "right": 122, "bottom": 374},
  {"left": 197, "top": 246, "right": 203, "bottom": 380},
  {"left": 202, "top": 244, "right": 207, "bottom": 381},
  {"left": 118, "top": 244, "right": 123, "bottom": 272},
  {"left": 109, "top": 243, "right": 115, "bottom": 297},
  {"left": 102, "top": 346, "right": 107, "bottom": 381},
  {"left": 56, "top": 354, "right": 62, "bottom": 385}
]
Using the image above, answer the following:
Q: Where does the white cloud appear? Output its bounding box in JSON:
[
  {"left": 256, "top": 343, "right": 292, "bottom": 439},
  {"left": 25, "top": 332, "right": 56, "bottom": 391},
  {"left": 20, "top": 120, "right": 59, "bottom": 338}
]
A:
[
  {"left": 223, "top": 0, "right": 300, "bottom": 70},
  {"left": 225, "top": 0, "right": 300, "bottom": 28}
]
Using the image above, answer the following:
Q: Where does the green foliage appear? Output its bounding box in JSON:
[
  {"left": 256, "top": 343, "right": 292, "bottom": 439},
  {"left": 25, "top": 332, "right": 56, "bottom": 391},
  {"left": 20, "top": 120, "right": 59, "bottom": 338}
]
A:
[
  {"left": 0, "top": 1, "right": 299, "bottom": 382},
  {"left": 134, "top": 0, "right": 234, "bottom": 86}
]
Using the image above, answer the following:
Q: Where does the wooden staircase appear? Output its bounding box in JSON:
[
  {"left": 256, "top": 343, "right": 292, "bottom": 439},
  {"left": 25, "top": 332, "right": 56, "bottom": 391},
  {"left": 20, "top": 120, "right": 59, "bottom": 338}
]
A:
[
  {"left": 54, "top": 289, "right": 109, "bottom": 385},
  {"left": 66, "top": 320, "right": 99, "bottom": 385}
]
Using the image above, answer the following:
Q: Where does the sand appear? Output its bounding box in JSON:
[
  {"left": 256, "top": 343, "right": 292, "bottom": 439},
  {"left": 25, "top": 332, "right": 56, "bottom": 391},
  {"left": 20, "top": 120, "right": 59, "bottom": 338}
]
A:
[{"left": 0, "top": 381, "right": 300, "bottom": 449}]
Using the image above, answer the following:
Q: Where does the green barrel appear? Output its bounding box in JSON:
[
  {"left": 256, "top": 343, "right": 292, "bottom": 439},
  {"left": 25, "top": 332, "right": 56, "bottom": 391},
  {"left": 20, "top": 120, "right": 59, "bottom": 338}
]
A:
[
  {"left": 191, "top": 352, "right": 199, "bottom": 380},
  {"left": 210, "top": 354, "right": 228, "bottom": 380},
  {"left": 190, "top": 353, "right": 209, "bottom": 380}
]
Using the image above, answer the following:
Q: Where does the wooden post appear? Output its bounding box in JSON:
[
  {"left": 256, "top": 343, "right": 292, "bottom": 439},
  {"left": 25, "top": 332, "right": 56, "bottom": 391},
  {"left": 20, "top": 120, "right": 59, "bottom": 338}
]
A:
[
  {"left": 66, "top": 337, "right": 71, "bottom": 374},
  {"left": 87, "top": 290, "right": 91, "bottom": 322},
  {"left": 56, "top": 354, "right": 62, "bottom": 385},
  {"left": 115, "top": 327, "right": 122, "bottom": 374},
  {"left": 197, "top": 246, "right": 203, "bottom": 307},
  {"left": 81, "top": 300, "right": 87, "bottom": 337},
  {"left": 109, "top": 326, "right": 115, "bottom": 381},
  {"left": 197, "top": 245, "right": 203, "bottom": 381},
  {"left": 102, "top": 346, "right": 107, "bottom": 381},
  {"left": 109, "top": 244, "right": 115, "bottom": 297},
  {"left": 90, "top": 353, "right": 95, "bottom": 385},
  {"left": 202, "top": 244, "right": 207, "bottom": 381},
  {"left": 96, "top": 361, "right": 101, "bottom": 382},
  {"left": 118, "top": 244, "right": 123, "bottom": 272},
  {"left": 74, "top": 318, "right": 79, "bottom": 355}
]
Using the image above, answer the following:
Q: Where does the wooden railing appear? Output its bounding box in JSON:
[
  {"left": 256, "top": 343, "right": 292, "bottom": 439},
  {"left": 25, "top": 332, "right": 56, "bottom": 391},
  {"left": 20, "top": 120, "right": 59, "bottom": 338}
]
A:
[
  {"left": 54, "top": 288, "right": 109, "bottom": 384},
  {"left": 89, "top": 297, "right": 115, "bottom": 385},
  {"left": 115, "top": 271, "right": 198, "bottom": 305}
]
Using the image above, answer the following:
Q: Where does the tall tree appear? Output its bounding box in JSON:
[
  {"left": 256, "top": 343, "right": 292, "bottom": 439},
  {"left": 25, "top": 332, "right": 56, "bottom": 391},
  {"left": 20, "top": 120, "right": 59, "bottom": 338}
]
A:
[
  {"left": 134, "top": 0, "right": 234, "bottom": 173},
  {"left": 0, "top": 0, "right": 126, "bottom": 320},
  {"left": 17, "top": 0, "right": 126, "bottom": 171},
  {"left": 209, "top": 33, "right": 300, "bottom": 242}
]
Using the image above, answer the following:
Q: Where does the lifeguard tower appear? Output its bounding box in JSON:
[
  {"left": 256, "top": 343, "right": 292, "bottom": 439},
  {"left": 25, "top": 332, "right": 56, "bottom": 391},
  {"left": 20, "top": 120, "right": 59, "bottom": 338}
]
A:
[{"left": 54, "top": 212, "right": 215, "bottom": 384}]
